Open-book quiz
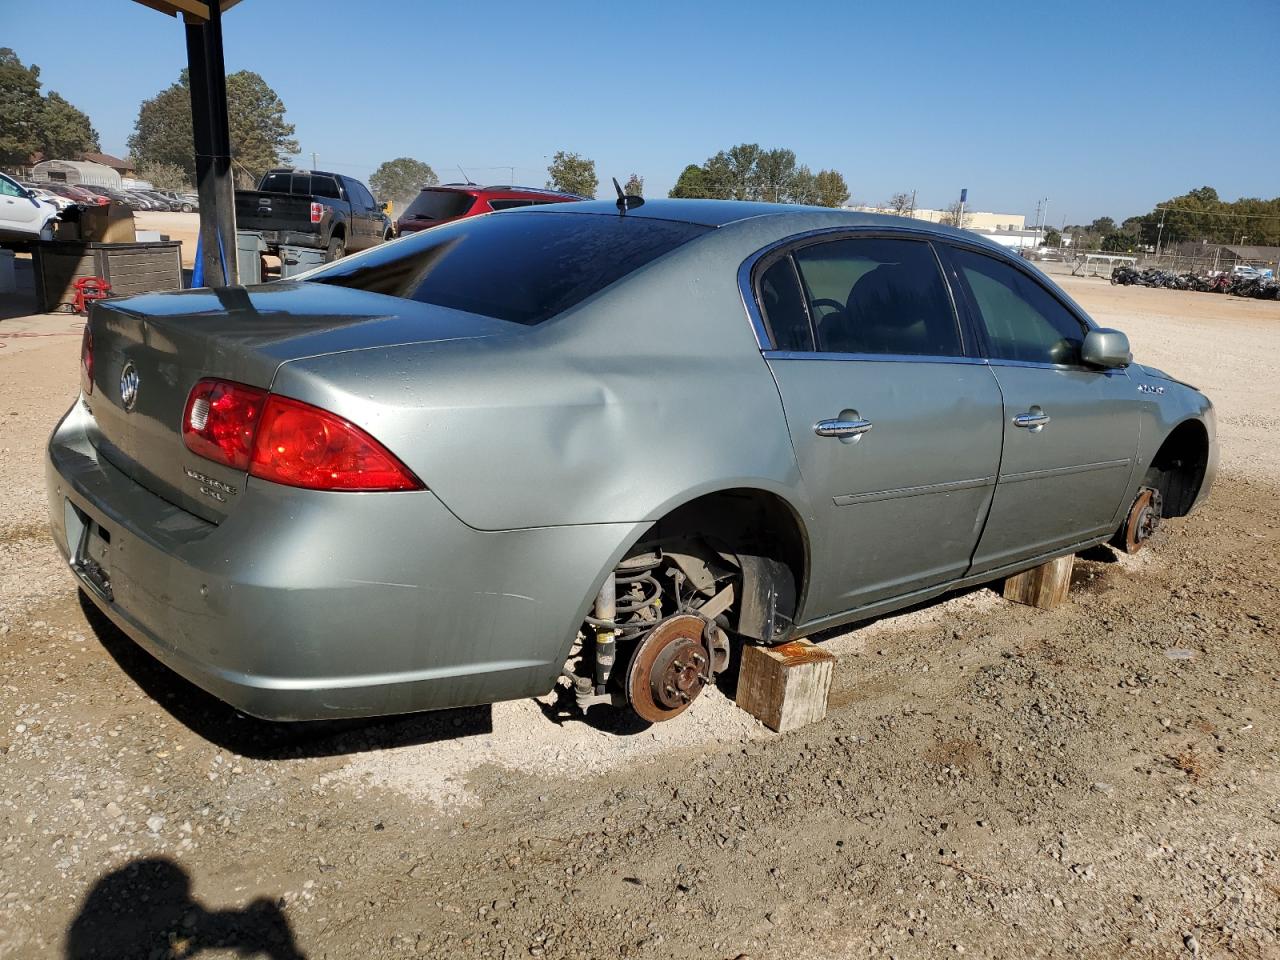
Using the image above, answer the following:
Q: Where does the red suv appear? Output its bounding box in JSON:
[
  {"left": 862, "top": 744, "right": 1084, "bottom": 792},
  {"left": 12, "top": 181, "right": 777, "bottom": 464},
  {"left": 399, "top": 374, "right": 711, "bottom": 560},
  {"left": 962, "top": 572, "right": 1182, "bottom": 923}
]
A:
[{"left": 395, "top": 183, "right": 585, "bottom": 235}]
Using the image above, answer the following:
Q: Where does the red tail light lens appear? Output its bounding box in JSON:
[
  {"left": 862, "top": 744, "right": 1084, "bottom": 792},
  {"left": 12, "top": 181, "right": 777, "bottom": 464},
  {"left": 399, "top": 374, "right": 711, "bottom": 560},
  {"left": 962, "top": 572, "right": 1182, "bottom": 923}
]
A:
[
  {"left": 79, "top": 324, "right": 93, "bottom": 395},
  {"left": 310, "top": 201, "right": 322, "bottom": 224},
  {"left": 181, "top": 379, "right": 422, "bottom": 492},
  {"left": 182, "top": 379, "right": 268, "bottom": 471},
  {"left": 249, "top": 395, "right": 423, "bottom": 491}
]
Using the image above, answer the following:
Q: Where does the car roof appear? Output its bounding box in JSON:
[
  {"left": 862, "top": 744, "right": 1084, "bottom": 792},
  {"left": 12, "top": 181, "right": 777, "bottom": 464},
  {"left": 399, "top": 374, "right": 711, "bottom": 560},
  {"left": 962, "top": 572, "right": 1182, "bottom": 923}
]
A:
[
  {"left": 425, "top": 183, "right": 586, "bottom": 200},
  {"left": 514, "top": 197, "right": 1008, "bottom": 244}
]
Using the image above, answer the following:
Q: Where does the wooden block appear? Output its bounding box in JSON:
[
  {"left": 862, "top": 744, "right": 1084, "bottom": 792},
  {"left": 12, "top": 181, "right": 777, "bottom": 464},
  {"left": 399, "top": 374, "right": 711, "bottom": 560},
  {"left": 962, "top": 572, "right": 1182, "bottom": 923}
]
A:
[
  {"left": 735, "top": 639, "right": 835, "bottom": 733},
  {"left": 1002, "top": 553, "right": 1075, "bottom": 610}
]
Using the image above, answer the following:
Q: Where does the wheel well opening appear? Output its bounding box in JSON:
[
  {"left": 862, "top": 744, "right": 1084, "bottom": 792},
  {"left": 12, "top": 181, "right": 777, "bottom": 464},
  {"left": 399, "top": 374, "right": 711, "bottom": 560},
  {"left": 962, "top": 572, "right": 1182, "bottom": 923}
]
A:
[
  {"left": 629, "top": 489, "right": 808, "bottom": 635},
  {"left": 1145, "top": 419, "right": 1208, "bottom": 518}
]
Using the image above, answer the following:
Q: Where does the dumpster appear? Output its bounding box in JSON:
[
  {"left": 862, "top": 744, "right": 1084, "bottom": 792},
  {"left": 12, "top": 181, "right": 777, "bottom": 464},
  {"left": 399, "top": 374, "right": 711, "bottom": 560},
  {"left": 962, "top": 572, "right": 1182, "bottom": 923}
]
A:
[
  {"left": 32, "top": 240, "right": 183, "bottom": 313},
  {"left": 279, "top": 244, "right": 326, "bottom": 279}
]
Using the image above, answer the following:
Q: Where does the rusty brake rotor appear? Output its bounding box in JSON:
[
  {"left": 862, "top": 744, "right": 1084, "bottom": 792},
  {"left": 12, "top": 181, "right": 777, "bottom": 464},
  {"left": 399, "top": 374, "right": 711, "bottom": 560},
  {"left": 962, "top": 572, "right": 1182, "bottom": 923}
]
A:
[
  {"left": 1121, "top": 487, "right": 1163, "bottom": 554},
  {"left": 626, "top": 614, "right": 711, "bottom": 723}
]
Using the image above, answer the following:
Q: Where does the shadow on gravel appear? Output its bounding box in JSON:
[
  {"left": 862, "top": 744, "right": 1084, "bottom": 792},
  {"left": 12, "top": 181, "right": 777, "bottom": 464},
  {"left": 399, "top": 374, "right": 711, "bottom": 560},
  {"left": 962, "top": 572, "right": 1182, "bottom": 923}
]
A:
[
  {"left": 534, "top": 680, "right": 653, "bottom": 736},
  {"left": 65, "top": 857, "right": 305, "bottom": 959},
  {"left": 78, "top": 592, "right": 494, "bottom": 761}
]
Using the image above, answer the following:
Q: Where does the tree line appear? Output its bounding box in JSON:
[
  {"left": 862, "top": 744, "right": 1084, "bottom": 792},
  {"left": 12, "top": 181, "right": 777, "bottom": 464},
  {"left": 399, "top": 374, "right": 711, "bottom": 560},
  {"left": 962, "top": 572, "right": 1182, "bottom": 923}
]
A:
[
  {"left": 669, "top": 143, "right": 848, "bottom": 207},
  {"left": 1065, "top": 186, "right": 1280, "bottom": 253}
]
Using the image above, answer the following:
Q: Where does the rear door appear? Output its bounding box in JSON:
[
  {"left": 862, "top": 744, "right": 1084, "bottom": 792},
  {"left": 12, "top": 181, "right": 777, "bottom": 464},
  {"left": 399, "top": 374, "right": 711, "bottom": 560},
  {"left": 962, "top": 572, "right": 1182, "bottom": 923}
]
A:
[
  {"left": 344, "top": 178, "right": 384, "bottom": 248},
  {"left": 755, "top": 234, "right": 1005, "bottom": 619},
  {"left": 944, "top": 245, "right": 1139, "bottom": 572}
]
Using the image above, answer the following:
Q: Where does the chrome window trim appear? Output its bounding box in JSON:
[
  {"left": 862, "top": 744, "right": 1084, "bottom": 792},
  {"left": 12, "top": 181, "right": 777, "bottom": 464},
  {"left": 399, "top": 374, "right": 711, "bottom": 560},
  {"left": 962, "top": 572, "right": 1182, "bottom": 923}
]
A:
[
  {"left": 763, "top": 350, "right": 987, "bottom": 366},
  {"left": 738, "top": 223, "right": 1102, "bottom": 356}
]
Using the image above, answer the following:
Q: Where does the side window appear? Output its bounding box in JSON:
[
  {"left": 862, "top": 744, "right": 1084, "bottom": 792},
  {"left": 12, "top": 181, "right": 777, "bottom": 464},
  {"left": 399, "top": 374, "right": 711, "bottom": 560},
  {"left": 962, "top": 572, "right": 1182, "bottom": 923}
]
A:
[
  {"left": 951, "top": 248, "right": 1085, "bottom": 365},
  {"left": 756, "top": 256, "right": 814, "bottom": 351},
  {"left": 313, "top": 176, "right": 341, "bottom": 200},
  {"left": 0, "top": 178, "right": 23, "bottom": 198},
  {"left": 791, "top": 237, "right": 962, "bottom": 356},
  {"left": 489, "top": 199, "right": 533, "bottom": 211},
  {"left": 350, "top": 180, "right": 374, "bottom": 206}
]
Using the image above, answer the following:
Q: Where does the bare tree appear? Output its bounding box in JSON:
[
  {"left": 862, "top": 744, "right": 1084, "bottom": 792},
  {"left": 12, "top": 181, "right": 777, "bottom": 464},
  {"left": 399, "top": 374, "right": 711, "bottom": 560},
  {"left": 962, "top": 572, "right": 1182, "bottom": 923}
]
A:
[
  {"left": 889, "top": 192, "right": 913, "bottom": 216},
  {"left": 938, "top": 201, "right": 969, "bottom": 228}
]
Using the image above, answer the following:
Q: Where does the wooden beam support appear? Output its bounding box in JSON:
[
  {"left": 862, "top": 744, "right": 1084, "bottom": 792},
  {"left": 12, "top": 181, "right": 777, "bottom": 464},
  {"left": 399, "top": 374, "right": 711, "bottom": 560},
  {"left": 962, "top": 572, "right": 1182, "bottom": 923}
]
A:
[
  {"left": 735, "top": 639, "right": 835, "bottom": 733},
  {"left": 1002, "top": 554, "right": 1075, "bottom": 610}
]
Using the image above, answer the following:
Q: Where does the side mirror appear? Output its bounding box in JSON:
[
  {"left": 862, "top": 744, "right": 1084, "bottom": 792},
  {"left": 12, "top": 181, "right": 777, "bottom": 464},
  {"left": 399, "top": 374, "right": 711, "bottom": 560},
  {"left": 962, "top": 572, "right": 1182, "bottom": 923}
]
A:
[{"left": 1081, "top": 328, "right": 1131, "bottom": 369}]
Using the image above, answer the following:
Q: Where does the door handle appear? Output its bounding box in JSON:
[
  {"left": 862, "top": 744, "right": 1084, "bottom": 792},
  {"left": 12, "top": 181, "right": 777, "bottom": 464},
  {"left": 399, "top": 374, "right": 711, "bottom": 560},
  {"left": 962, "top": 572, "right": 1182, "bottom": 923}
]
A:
[
  {"left": 814, "top": 418, "right": 874, "bottom": 438},
  {"left": 1013, "top": 412, "right": 1051, "bottom": 429}
]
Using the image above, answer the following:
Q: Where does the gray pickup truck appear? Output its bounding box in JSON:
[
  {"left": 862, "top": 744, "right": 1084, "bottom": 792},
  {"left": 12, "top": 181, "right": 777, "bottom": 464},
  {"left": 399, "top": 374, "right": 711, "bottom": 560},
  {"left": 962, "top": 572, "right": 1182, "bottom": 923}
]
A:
[{"left": 234, "top": 169, "right": 390, "bottom": 261}]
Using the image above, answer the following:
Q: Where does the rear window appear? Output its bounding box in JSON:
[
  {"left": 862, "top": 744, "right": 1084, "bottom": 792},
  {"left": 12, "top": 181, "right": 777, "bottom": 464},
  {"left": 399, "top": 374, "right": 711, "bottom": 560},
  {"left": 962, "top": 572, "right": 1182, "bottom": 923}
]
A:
[
  {"left": 307, "top": 211, "right": 710, "bottom": 325},
  {"left": 402, "top": 189, "right": 476, "bottom": 221}
]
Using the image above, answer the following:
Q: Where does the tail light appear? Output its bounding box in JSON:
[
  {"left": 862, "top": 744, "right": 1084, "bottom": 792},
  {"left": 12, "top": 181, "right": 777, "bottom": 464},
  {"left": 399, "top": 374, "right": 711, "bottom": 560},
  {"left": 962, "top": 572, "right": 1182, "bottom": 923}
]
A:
[
  {"left": 181, "top": 379, "right": 422, "bottom": 492},
  {"left": 310, "top": 201, "right": 322, "bottom": 224},
  {"left": 182, "top": 379, "right": 267, "bottom": 471},
  {"left": 79, "top": 323, "right": 93, "bottom": 395}
]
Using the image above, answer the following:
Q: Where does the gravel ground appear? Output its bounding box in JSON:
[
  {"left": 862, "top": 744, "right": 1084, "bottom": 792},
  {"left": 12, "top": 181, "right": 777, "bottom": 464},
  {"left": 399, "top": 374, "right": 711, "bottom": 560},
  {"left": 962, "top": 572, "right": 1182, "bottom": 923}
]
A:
[{"left": 0, "top": 280, "right": 1277, "bottom": 959}]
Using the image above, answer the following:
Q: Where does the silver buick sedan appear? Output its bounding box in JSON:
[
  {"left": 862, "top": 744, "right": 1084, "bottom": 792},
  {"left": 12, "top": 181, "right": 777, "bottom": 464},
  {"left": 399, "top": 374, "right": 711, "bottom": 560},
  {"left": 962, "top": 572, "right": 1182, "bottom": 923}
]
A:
[{"left": 46, "top": 199, "right": 1216, "bottom": 723}]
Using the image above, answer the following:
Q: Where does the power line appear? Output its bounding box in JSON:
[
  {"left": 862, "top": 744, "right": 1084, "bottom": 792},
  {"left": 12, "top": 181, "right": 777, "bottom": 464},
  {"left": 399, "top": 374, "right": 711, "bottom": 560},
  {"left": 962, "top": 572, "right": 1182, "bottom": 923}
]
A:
[{"left": 1154, "top": 204, "right": 1280, "bottom": 222}]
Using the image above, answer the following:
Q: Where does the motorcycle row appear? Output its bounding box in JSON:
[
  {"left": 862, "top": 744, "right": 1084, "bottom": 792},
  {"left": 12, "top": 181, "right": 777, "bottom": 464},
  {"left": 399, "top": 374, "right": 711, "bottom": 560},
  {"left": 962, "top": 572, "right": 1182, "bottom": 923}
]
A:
[{"left": 1110, "top": 266, "right": 1280, "bottom": 300}]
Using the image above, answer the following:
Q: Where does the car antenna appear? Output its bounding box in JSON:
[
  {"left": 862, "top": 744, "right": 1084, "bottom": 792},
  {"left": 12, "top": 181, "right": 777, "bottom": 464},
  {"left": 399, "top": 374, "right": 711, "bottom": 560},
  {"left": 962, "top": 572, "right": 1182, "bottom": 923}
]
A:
[
  {"left": 457, "top": 164, "right": 475, "bottom": 186},
  {"left": 613, "top": 176, "right": 644, "bottom": 213}
]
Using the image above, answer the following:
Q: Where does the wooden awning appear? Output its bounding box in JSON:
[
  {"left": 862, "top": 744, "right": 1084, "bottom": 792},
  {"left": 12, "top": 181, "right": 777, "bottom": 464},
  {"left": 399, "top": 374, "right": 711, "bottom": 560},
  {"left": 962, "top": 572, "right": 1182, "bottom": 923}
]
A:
[{"left": 131, "top": 0, "right": 241, "bottom": 23}]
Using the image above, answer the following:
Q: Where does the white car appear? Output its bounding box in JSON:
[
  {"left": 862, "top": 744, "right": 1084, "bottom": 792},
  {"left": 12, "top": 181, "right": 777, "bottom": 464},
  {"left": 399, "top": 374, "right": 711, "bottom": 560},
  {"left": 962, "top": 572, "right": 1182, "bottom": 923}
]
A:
[
  {"left": 0, "top": 172, "right": 59, "bottom": 244},
  {"left": 25, "top": 184, "right": 74, "bottom": 211}
]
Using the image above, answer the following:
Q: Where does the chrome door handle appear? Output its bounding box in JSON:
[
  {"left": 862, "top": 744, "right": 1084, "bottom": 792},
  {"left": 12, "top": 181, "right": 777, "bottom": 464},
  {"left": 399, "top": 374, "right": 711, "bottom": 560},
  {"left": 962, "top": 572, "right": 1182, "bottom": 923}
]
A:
[
  {"left": 1013, "top": 412, "right": 1051, "bottom": 429},
  {"left": 814, "top": 418, "right": 874, "bottom": 438}
]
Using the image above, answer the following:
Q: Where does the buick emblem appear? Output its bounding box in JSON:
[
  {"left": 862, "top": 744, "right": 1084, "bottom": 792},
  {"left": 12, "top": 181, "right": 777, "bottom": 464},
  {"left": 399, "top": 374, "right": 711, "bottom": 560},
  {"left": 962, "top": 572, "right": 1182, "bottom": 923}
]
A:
[{"left": 119, "top": 362, "right": 140, "bottom": 412}]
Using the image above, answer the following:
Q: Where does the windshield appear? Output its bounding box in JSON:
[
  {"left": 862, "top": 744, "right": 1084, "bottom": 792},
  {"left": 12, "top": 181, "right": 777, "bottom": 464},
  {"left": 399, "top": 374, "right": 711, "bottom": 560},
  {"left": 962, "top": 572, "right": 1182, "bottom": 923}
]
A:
[
  {"left": 307, "top": 211, "right": 711, "bottom": 325},
  {"left": 401, "top": 189, "right": 475, "bottom": 221}
]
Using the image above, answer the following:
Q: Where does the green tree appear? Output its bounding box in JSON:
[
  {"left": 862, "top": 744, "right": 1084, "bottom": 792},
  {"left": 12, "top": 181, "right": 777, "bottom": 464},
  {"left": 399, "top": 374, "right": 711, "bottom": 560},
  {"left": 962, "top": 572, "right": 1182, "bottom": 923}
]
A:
[
  {"left": 1044, "top": 228, "right": 1062, "bottom": 247},
  {"left": 668, "top": 164, "right": 709, "bottom": 198},
  {"left": 1088, "top": 216, "right": 1117, "bottom": 235},
  {"left": 623, "top": 172, "right": 643, "bottom": 197},
  {"left": 813, "top": 169, "right": 849, "bottom": 208},
  {"left": 546, "top": 151, "right": 597, "bottom": 198},
  {"left": 786, "top": 165, "right": 820, "bottom": 205},
  {"left": 369, "top": 157, "right": 438, "bottom": 206},
  {"left": 0, "top": 48, "right": 43, "bottom": 166},
  {"left": 136, "top": 161, "right": 190, "bottom": 192},
  {"left": 39, "top": 91, "right": 99, "bottom": 159},
  {"left": 128, "top": 74, "right": 194, "bottom": 178},
  {"left": 129, "top": 69, "right": 298, "bottom": 185},
  {"left": 756, "top": 147, "right": 797, "bottom": 202},
  {"left": 1100, "top": 231, "right": 1136, "bottom": 253},
  {"left": 226, "top": 71, "right": 298, "bottom": 183}
]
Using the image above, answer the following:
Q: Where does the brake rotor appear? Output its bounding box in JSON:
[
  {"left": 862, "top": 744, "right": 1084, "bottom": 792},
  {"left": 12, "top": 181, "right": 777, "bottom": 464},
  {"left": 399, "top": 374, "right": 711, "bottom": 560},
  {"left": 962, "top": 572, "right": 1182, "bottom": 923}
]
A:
[
  {"left": 626, "top": 614, "right": 711, "bottom": 723},
  {"left": 1121, "top": 487, "right": 1163, "bottom": 554}
]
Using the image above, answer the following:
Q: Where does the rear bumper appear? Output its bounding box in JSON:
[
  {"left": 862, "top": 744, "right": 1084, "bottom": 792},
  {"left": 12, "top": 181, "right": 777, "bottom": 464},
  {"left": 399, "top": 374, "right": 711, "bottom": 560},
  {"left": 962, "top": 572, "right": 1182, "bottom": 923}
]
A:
[
  {"left": 252, "top": 229, "right": 325, "bottom": 251},
  {"left": 46, "top": 401, "right": 637, "bottom": 720}
]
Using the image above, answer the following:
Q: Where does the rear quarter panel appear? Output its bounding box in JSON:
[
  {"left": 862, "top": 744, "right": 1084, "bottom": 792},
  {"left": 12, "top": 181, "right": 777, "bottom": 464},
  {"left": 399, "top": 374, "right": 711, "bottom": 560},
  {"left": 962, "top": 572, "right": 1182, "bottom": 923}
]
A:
[{"left": 268, "top": 218, "right": 827, "bottom": 531}]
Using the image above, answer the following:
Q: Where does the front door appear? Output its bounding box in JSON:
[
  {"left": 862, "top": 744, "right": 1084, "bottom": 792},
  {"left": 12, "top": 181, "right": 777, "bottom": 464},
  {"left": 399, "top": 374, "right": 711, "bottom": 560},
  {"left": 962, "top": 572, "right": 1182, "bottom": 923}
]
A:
[
  {"left": 756, "top": 235, "right": 1005, "bottom": 619},
  {"left": 944, "top": 245, "right": 1140, "bottom": 572},
  {"left": 0, "top": 176, "right": 40, "bottom": 235}
]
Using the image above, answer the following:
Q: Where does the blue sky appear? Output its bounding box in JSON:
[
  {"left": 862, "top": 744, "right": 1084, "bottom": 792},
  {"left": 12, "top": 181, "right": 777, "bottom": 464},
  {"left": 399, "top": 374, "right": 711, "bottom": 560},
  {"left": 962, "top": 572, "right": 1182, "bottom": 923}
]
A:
[{"left": 7, "top": 0, "right": 1276, "bottom": 224}]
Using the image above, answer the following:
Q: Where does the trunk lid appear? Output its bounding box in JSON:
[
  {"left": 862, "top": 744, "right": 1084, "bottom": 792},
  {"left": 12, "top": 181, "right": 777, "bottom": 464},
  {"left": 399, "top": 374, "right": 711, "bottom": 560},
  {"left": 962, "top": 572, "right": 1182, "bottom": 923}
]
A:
[{"left": 85, "top": 281, "right": 513, "bottom": 523}]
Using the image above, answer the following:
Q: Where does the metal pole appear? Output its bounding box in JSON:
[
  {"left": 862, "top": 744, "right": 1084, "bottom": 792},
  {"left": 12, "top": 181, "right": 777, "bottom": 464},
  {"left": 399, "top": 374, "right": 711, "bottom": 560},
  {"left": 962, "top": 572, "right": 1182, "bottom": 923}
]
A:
[{"left": 185, "top": 4, "right": 237, "bottom": 286}]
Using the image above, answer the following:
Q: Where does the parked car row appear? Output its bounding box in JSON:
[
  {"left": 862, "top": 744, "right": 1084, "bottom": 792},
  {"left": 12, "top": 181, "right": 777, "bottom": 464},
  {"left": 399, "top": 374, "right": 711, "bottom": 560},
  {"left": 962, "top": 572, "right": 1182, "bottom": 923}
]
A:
[{"left": 17, "top": 179, "right": 199, "bottom": 213}]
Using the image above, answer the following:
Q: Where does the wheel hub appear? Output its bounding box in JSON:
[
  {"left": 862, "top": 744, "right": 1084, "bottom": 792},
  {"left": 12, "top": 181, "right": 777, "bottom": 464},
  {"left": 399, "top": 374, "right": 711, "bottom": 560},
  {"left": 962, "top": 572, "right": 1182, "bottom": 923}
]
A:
[
  {"left": 626, "top": 615, "right": 711, "bottom": 723},
  {"left": 1122, "top": 488, "right": 1163, "bottom": 554}
]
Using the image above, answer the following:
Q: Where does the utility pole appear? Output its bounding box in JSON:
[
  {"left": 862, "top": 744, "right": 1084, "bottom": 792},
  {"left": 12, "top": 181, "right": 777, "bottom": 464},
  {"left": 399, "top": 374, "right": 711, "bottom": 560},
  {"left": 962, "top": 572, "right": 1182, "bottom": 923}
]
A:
[
  {"left": 1155, "top": 208, "right": 1166, "bottom": 259},
  {"left": 957, "top": 188, "right": 967, "bottom": 228},
  {"left": 909, "top": 189, "right": 916, "bottom": 218},
  {"left": 311, "top": 152, "right": 318, "bottom": 170}
]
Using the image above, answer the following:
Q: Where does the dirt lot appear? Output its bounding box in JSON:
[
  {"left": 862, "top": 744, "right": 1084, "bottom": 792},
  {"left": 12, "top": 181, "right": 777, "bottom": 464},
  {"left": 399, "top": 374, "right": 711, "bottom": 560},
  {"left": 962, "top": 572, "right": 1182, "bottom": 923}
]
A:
[{"left": 1, "top": 278, "right": 1277, "bottom": 959}]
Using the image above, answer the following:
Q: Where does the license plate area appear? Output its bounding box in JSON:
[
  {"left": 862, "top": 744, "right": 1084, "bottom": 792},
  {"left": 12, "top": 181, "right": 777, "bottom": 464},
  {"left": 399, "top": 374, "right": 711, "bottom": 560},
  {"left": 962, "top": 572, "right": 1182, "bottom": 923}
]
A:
[{"left": 65, "top": 500, "right": 114, "bottom": 602}]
